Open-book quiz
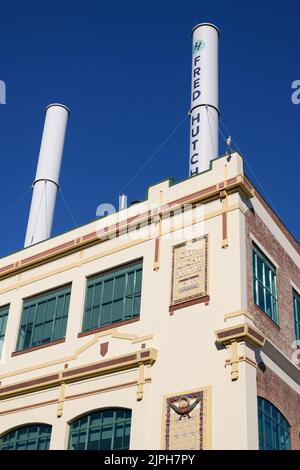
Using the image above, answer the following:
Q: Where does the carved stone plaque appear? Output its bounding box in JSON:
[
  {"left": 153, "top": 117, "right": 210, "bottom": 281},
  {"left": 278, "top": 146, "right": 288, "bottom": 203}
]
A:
[
  {"left": 171, "top": 236, "right": 208, "bottom": 306},
  {"left": 162, "top": 387, "right": 211, "bottom": 450}
]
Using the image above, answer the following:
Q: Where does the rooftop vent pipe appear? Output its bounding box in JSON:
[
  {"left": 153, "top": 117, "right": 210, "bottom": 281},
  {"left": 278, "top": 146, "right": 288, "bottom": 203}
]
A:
[
  {"left": 189, "top": 23, "right": 219, "bottom": 176},
  {"left": 24, "top": 103, "right": 70, "bottom": 247}
]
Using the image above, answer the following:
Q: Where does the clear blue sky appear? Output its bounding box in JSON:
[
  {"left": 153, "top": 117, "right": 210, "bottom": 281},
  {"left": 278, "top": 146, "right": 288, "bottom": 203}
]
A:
[{"left": 0, "top": 0, "right": 299, "bottom": 258}]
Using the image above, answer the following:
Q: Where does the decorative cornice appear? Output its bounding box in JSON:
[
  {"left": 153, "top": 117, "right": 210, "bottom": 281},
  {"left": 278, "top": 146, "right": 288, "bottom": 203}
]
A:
[
  {"left": 215, "top": 323, "right": 265, "bottom": 381},
  {"left": 0, "top": 348, "right": 158, "bottom": 400},
  {"left": 0, "top": 328, "right": 154, "bottom": 380},
  {"left": 0, "top": 175, "right": 253, "bottom": 280},
  {"left": 215, "top": 323, "right": 266, "bottom": 348}
]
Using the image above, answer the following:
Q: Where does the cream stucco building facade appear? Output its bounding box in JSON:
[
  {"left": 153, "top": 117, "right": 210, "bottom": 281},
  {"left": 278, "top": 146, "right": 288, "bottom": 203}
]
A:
[{"left": 0, "top": 152, "right": 299, "bottom": 450}]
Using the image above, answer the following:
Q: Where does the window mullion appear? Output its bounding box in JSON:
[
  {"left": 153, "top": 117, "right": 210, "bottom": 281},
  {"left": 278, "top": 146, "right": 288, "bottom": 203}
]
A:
[
  {"left": 40, "top": 300, "right": 49, "bottom": 343},
  {"left": 99, "top": 282, "right": 104, "bottom": 328},
  {"left": 111, "top": 411, "right": 117, "bottom": 450},
  {"left": 23, "top": 305, "right": 32, "bottom": 346},
  {"left": 253, "top": 252, "right": 258, "bottom": 305},
  {"left": 59, "top": 293, "right": 66, "bottom": 338},
  {"left": 123, "top": 272, "right": 128, "bottom": 318},
  {"left": 268, "top": 268, "right": 274, "bottom": 320},
  {"left": 85, "top": 415, "right": 91, "bottom": 450},
  {"left": 122, "top": 414, "right": 127, "bottom": 449},
  {"left": 271, "top": 406, "right": 276, "bottom": 450},
  {"left": 273, "top": 273, "right": 278, "bottom": 322},
  {"left": 100, "top": 410, "right": 103, "bottom": 449},
  {"left": 262, "top": 401, "right": 266, "bottom": 449},
  {"left": 36, "top": 423, "right": 41, "bottom": 450},
  {"left": 76, "top": 420, "right": 80, "bottom": 450},
  {"left": 262, "top": 261, "right": 267, "bottom": 314},
  {"left": 30, "top": 303, "right": 38, "bottom": 346},
  {"left": 52, "top": 295, "right": 60, "bottom": 341},
  {"left": 133, "top": 269, "right": 137, "bottom": 309},
  {"left": 89, "top": 284, "right": 95, "bottom": 329},
  {"left": 110, "top": 277, "right": 115, "bottom": 324}
]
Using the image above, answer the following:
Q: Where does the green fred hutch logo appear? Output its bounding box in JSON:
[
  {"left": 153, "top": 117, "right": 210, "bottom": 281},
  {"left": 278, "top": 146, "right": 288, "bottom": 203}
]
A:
[{"left": 193, "top": 40, "right": 206, "bottom": 54}]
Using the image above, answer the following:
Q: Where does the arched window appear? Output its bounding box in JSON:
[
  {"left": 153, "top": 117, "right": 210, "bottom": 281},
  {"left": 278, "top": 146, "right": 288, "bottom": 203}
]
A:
[
  {"left": 258, "top": 397, "right": 291, "bottom": 450},
  {"left": 68, "top": 408, "right": 132, "bottom": 450},
  {"left": 0, "top": 424, "right": 52, "bottom": 450}
]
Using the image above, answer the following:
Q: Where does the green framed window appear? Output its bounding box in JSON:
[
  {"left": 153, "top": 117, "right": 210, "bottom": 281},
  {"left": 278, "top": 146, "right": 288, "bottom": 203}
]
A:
[
  {"left": 68, "top": 408, "right": 132, "bottom": 450},
  {"left": 252, "top": 245, "right": 278, "bottom": 324},
  {"left": 0, "top": 305, "right": 9, "bottom": 357},
  {"left": 0, "top": 424, "right": 52, "bottom": 450},
  {"left": 258, "top": 397, "right": 291, "bottom": 450},
  {"left": 293, "top": 289, "right": 300, "bottom": 343},
  {"left": 16, "top": 285, "right": 71, "bottom": 352},
  {"left": 82, "top": 260, "right": 142, "bottom": 332}
]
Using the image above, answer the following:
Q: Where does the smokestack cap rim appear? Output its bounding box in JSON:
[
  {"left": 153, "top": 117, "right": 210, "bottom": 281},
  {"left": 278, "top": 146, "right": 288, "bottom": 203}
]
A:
[
  {"left": 45, "top": 103, "right": 70, "bottom": 115},
  {"left": 192, "top": 23, "right": 220, "bottom": 37}
]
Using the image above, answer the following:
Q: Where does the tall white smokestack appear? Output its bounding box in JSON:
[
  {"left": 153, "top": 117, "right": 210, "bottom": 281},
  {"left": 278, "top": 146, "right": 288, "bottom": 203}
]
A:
[
  {"left": 189, "top": 23, "right": 219, "bottom": 176},
  {"left": 24, "top": 103, "right": 70, "bottom": 247}
]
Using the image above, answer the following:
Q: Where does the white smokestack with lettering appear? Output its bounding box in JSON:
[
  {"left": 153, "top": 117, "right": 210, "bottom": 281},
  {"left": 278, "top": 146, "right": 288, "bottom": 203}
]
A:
[
  {"left": 189, "top": 23, "right": 219, "bottom": 176},
  {"left": 24, "top": 104, "right": 70, "bottom": 247}
]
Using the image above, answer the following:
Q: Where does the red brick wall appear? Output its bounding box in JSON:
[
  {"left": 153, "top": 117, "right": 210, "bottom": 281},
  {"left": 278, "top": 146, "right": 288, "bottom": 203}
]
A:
[
  {"left": 246, "top": 206, "right": 300, "bottom": 449},
  {"left": 257, "top": 366, "right": 300, "bottom": 449},
  {"left": 245, "top": 208, "right": 300, "bottom": 359}
]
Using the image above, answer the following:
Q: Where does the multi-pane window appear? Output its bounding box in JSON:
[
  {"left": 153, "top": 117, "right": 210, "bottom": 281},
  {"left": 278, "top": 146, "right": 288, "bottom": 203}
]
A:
[
  {"left": 0, "top": 305, "right": 9, "bottom": 357},
  {"left": 0, "top": 424, "right": 52, "bottom": 450},
  {"left": 293, "top": 289, "right": 300, "bottom": 343},
  {"left": 68, "top": 409, "right": 132, "bottom": 450},
  {"left": 16, "top": 285, "right": 71, "bottom": 352},
  {"left": 82, "top": 260, "right": 142, "bottom": 333},
  {"left": 258, "top": 397, "right": 291, "bottom": 450},
  {"left": 252, "top": 245, "right": 278, "bottom": 324}
]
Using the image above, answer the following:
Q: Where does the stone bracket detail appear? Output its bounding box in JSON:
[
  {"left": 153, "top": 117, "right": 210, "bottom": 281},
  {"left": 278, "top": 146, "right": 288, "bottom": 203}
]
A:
[
  {"left": 137, "top": 362, "right": 145, "bottom": 401},
  {"left": 57, "top": 382, "right": 67, "bottom": 417},
  {"left": 215, "top": 323, "right": 266, "bottom": 381},
  {"left": 229, "top": 340, "right": 239, "bottom": 381}
]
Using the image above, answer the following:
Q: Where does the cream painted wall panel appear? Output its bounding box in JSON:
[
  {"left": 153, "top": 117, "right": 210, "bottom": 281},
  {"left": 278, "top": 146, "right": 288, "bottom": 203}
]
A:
[
  {"left": 0, "top": 387, "right": 59, "bottom": 425},
  {"left": 13, "top": 251, "right": 81, "bottom": 283},
  {"left": 65, "top": 369, "right": 138, "bottom": 397},
  {"left": 224, "top": 357, "right": 259, "bottom": 449}
]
